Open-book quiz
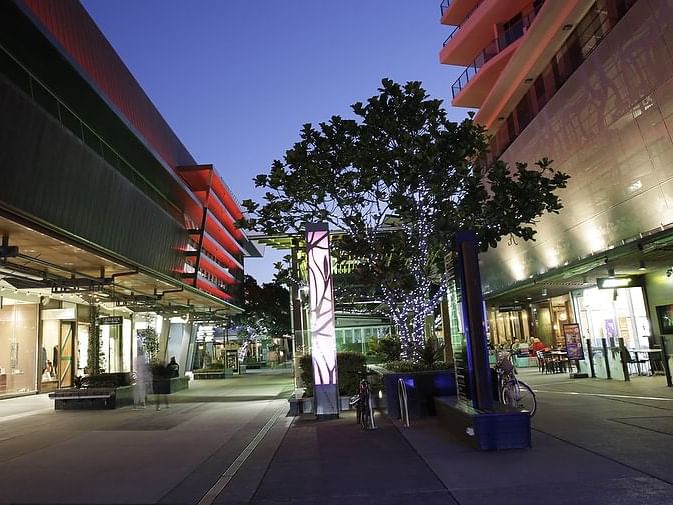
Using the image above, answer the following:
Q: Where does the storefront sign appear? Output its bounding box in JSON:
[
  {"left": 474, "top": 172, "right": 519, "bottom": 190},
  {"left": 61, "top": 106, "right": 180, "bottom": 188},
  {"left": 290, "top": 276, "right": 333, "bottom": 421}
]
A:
[
  {"left": 597, "top": 276, "right": 643, "bottom": 289},
  {"left": 41, "top": 308, "right": 76, "bottom": 320},
  {"left": 563, "top": 323, "right": 585, "bottom": 360},
  {"left": 498, "top": 304, "right": 524, "bottom": 312},
  {"left": 98, "top": 316, "right": 123, "bottom": 326},
  {"left": 225, "top": 349, "right": 239, "bottom": 374}
]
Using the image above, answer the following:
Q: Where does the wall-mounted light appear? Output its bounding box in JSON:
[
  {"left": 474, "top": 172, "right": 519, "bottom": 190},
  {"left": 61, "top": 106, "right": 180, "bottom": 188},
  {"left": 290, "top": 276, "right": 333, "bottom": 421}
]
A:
[
  {"left": 562, "top": 24, "right": 573, "bottom": 31},
  {"left": 524, "top": 78, "right": 533, "bottom": 83}
]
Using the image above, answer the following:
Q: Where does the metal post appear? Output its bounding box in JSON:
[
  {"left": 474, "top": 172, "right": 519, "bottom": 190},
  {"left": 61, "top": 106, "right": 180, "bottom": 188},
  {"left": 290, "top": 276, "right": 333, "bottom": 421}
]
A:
[
  {"left": 601, "top": 338, "right": 611, "bottom": 379},
  {"left": 455, "top": 232, "right": 493, "bottom": 410},
  {"left": 660, "top": 336, "right": 673, "bottom": 387},
  {"left": 586, "top": 339, "right": 596, "bottom": 378}
]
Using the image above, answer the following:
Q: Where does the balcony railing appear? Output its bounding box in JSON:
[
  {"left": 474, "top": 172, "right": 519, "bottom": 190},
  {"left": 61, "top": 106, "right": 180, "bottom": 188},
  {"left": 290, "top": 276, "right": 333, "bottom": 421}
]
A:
[
  {"left": 442, "top": 0, "right": 485, "bottom": 46},
  {"left": 451, "top": 5, "right": 542, "bottom": 99},
  {"left": 440, "top": 0, "right": 452, "bottom": 17}
]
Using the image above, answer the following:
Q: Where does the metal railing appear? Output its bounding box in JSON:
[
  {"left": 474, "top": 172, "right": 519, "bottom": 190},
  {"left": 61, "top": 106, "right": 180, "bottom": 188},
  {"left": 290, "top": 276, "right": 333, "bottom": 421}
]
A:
[
  {"left": 442, "top": 0, "right": 485, "bottom": 46},
  {"left": 397, "top": 378, "right": 410, "bottom": 427},
  {"left": 0, "top": 42, "right": 183, "bottom": 222},
  {"left": 440, "top": 0, "right": 452, "bottom": 17},
  {"left": 451, "top": 6, "right": 542, "bottom": 99}
]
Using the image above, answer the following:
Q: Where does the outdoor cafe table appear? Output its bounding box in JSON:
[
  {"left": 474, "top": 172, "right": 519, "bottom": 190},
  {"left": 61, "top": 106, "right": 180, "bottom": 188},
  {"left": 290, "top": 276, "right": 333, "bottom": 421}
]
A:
[
  {"left": 550, "top": 350, "right": 568, "bottom": 373},
  {"left": 629, "top": 348, "right": 664, "bottom": 375}
]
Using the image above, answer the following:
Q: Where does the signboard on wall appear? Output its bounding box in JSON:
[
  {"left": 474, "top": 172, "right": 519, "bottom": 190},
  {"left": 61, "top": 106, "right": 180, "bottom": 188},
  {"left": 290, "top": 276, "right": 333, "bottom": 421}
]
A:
[
  {"left": 563, "top": 323, "right": 585, "bottom": 360},
  {"left": 98, "top": 316, "right": 123, "bottom": 326},
  {"left": 225, "top": 349, "right": 239, "bottom": 374},
  {"left": 596, "top": 276, "right": 643, "bottom": 289}
]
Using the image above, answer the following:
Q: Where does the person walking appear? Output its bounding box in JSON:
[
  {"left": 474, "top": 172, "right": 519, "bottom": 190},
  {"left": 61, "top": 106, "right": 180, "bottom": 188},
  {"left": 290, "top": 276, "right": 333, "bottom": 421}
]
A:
[{"left": 133, "top": 350, "right": 149, "bottom": 409}]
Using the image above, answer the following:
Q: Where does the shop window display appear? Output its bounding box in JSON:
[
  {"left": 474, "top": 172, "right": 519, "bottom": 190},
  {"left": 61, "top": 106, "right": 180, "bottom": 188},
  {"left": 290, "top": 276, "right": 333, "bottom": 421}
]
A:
[
  {"left": 574, "top": 287, "right": 650, "bottom": 349},
  {"left": 0, "top": 303, "right": 38, "bottom": 396}
]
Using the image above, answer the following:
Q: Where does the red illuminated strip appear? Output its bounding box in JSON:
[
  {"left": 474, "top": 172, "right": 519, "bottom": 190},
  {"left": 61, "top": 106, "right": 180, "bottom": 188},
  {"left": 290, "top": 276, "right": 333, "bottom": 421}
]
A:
[
  {"left": 201, "top": 232, "right": 242, "bottom": 271},
  {"left": 198, "top": 254, "right": 237, "bottom": 285},
  {"left": 207, "top": 193, "right": 245, "bottom": 241},
  {"left": 211, "top": 175, "right": 243, "bottom": 220},
  {"left": 195, "top": 276, "right": 232, "bottom": 301},
  {"left": 205, "top": 214, "right": 245, "bottom": 256}
]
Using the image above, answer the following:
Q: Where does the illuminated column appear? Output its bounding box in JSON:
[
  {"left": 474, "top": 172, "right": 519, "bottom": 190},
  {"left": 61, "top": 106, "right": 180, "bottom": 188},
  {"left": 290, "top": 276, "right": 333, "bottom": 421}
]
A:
[{"left": 306, "top": 222, "right": 339, "bottom": 417}]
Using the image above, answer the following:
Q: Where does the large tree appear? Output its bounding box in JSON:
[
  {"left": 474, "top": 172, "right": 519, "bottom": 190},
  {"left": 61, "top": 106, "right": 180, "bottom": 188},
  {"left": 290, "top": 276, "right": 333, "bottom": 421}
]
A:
[
  {"left": 233, "top": 275, "right": 291, "bottom": 341},
  {"left": 241, "top": 79, "right": 568, "bottom": 361}
]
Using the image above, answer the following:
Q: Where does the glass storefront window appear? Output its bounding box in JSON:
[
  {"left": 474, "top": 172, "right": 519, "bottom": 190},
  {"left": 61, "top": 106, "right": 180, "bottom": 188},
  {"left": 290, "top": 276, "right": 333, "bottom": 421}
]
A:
[
  {"left": 573, "top": 287, "right": 650, "bottom": 349},
  {"left": 0, "top": 302, "right": 38, "bottom": 396},
  {"left": 76, "top": 323, "right": 89, "bottom": 376}
]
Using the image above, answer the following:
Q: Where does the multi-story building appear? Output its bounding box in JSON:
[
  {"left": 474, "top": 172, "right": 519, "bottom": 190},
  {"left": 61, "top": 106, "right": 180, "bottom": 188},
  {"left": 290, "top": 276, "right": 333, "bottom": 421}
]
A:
[
  {"left": 0, "top": 0, "right": 257, "bottom": 396},
  {"left": 440, "top": 0, "right": 673, "bottom": 376}
]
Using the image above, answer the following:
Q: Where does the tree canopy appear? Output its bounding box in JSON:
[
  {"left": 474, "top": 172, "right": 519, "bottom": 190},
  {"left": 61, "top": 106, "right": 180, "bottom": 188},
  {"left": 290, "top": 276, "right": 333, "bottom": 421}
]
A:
[
  {"left": 240, "top": 79, "right": 569, "bottom": 360},
  {"left": 232, "top": 275, "right": 291, "bottom": 341}
]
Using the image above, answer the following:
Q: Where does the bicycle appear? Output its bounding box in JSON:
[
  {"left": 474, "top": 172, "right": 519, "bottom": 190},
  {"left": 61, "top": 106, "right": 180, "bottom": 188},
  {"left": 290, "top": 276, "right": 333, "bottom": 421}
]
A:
[
  {"left": 495, "top": 351, "right": 537, "bottom": 417},
  {"left": 348, "top": 370, "right": 376, "bottom": 430}
]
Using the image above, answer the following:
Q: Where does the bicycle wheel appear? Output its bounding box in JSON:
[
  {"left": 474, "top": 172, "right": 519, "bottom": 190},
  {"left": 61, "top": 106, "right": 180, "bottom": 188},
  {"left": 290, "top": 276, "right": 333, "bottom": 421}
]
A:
[{"left": 502, "top": 380, "right": 537, "bottom": 417}]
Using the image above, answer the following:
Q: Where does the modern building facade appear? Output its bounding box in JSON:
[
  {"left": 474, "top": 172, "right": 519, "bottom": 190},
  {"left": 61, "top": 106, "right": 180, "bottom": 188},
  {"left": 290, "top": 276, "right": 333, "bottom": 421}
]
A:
[
  {"left": 440, "top": 0, "right": 673, "bottom": 375},
  {"left": 0, "top": 0, "right": 256, "bottom": 396}
]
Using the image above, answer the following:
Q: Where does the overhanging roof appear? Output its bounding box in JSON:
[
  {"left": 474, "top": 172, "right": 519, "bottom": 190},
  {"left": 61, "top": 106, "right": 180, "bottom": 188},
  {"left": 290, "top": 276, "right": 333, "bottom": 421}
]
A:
[{"left": 0, "top": 213, "right": 242, "bottom": 315}]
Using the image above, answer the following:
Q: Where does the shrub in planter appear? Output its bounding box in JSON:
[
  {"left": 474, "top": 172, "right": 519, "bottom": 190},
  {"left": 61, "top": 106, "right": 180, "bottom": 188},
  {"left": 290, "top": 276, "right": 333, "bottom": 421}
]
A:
[
  {"left": 384, "top": 360, "right": 452, "bottom": 372},
  {"left": 198, "top": 362, "right": 225, "bottom": 372},
  {"left": 299, "top": 352, "right": 367, "bottom": 397},
  {"left": 79, "top": 372, "right": 133, "bottom": 388}
]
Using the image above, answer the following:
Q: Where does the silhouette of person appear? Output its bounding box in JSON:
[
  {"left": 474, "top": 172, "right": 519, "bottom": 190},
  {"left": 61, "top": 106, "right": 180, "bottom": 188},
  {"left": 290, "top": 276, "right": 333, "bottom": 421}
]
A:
[
  {"left": 167, "top": 356, "right": 180, "bottom": 378},
  {"left": 133, "top": 350, "right": 149, "bottom": 409}
]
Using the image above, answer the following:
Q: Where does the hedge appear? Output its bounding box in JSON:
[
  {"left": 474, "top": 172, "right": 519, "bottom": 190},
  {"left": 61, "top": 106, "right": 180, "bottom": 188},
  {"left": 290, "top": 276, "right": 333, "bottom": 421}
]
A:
[
  {"left": 299, "top": 352, "right": 367, "bottom": 397},
  {"left": 76, "top": 372, "right": 133, "bottom": 388}
]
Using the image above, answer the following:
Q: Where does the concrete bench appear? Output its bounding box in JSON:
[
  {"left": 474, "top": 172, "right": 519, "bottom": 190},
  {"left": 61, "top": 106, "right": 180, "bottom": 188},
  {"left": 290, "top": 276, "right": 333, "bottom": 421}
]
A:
[{"left": 49, "top": 386, "right": 134, "bottom": 409}]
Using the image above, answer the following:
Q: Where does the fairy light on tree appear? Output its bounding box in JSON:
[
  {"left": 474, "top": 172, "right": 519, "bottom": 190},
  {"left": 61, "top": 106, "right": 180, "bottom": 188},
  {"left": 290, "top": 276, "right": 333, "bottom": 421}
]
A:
[{"left": 239, "top": 79, "right": 569, "bottom": 362}]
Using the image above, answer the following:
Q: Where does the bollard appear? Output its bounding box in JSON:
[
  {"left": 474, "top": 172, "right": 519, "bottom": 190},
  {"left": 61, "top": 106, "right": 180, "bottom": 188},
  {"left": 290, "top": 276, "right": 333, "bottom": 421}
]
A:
[
  {"left": 586, "top": 339, "right": 596, "bottom": 378},
  {"left": 601, "top": 338, "right": 611, "bottom": 379}
]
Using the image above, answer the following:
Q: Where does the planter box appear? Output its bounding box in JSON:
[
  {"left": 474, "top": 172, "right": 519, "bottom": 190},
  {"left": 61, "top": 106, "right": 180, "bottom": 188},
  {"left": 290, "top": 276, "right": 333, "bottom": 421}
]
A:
[
  {"left": 193, "top": 369, "right": 233, "bottom": 380},
  {"left": 382, "top": 369, "right": 456, "bottom": 420},
  {"left": 49, "top": 385, "right": 135, "bottom": 410},
  {"left": 244, "top": 361, "right": 267, "bottom": 369},
  {"left": 434, "top": 395, "right": 531, "bottom": 450},
  {"left": 152, "top": 376, "right": 189, "bottom": 393}
]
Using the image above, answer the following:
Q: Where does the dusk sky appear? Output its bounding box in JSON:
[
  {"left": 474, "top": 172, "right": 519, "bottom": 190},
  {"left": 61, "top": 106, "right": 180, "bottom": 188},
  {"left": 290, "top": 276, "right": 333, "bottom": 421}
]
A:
[{"left": 81, "top": 0, "right": 467, "bottom": 283}]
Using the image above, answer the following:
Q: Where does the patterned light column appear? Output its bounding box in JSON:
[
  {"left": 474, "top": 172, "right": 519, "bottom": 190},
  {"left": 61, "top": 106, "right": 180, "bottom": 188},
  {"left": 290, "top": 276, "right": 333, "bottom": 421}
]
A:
[{"left": 306, "top": 222, "right": 339, "bottom": 417}]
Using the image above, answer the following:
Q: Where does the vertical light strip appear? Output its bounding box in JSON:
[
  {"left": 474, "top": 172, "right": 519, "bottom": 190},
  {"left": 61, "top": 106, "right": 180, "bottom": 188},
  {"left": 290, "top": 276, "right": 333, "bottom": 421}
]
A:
[{"left": 306, "top": 222, "right": 339, "bottom": 417}]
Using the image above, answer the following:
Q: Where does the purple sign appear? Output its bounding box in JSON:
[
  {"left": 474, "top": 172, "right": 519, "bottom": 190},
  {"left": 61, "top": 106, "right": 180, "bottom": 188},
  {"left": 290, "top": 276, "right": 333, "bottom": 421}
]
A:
[{"left": 563, "top": 323, "right": 585, "bottom": 361}]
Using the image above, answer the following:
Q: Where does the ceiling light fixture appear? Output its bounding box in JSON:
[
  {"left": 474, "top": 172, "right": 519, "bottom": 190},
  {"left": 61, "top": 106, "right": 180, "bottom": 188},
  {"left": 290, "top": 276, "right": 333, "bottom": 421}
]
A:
[{"left": 0, "top": 266, "right": 44, "bottom": 282}]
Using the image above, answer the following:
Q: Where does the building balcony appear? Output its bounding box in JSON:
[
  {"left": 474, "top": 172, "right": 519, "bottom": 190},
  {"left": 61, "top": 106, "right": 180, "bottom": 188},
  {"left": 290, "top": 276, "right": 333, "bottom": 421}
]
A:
[
  {"left": 440, "top": 0, "right": 481, "bottom": 26},
  {"left": 440, "top": 0, "right": 542, "bottom": 67},
  {"left": 450, "top": 5, "right": 541, "bottom": 106},
  {"left": 441, "top": 0, "right": 485, "bottom": 48}
]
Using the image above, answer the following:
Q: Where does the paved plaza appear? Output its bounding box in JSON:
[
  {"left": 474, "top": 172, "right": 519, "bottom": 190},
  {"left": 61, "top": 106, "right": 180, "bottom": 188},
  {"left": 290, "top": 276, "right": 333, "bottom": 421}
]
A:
[{"left": 1, "top": 368, "right": 673, "bottom": 504}]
